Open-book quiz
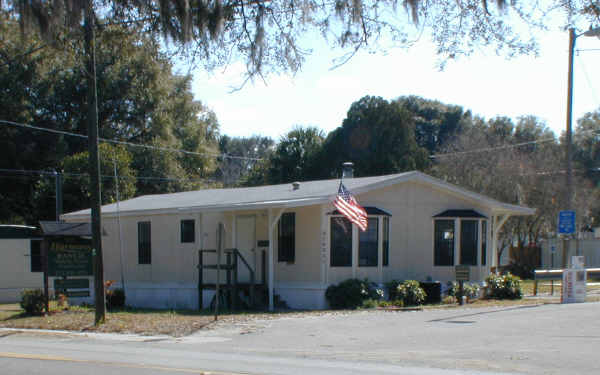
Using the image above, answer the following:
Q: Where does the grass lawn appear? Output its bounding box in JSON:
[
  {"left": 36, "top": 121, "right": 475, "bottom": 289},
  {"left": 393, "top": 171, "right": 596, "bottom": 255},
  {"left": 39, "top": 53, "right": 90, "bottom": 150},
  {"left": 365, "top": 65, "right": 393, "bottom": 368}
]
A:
[
  {"left": 3, "top": 280, "right": 600, "bottom": 337},
  {"left": 520, "top": 279, "right": 600, "bottom": 296},
  {"left": 0, "top": 301, "right": 332, "bottom": 337}
]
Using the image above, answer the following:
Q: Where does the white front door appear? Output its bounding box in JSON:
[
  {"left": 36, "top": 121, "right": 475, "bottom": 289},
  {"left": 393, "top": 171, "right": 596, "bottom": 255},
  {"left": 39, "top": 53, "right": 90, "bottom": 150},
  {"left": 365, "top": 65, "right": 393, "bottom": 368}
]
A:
[{"left": 236, "top": 215, "right": 256, "bottom": 283}]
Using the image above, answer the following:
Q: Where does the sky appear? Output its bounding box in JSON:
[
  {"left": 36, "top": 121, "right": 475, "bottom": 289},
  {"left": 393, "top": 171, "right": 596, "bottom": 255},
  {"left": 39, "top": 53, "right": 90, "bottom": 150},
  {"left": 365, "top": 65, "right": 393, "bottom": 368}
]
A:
[{"left": 190, "top": 24, "right": 600, "bottom": 141}]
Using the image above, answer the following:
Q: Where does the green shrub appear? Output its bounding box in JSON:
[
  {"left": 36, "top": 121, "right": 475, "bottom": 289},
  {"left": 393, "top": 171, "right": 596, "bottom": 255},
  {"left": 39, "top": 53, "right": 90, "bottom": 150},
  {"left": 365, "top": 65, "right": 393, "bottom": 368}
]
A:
[
  {"left": 325, "top": 279, "right": 382, "bottom": 309},
  {"left": 447, "top": 282, "right": 481, "bottom": 300},
  {"left": 106, "top": 288, "right": 126, "bottom": 310},
  {"left": 442, "top": 295, "right": 457, "bottom": 305},
  {"left": 361, "top": 299, "right": 378, "bottom": 309},
  {"left": 419, "top": 282, "right": 442, "bottom": 304},
  {"left": 485, "top": 273, "right": 523, "bottom": 300},
  {"left": 385, "top": 280, "right": 402, "bottom": 300},
  {"left": 20, "top": 289, "right": 45, "bottom": 315},
  {"left": 396, "top": 280, "right": 427, "bottom": 306}
]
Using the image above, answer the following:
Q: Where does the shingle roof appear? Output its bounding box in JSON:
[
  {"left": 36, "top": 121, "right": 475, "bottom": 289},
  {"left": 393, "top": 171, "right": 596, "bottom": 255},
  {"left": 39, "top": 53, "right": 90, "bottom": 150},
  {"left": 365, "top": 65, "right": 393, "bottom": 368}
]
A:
[
  {"left": 62, "top": 171, "right": 535, "bottom": 218},
  {"left": 39, "top": 221, "right": 92, "bottom": 237},
  {"left": 433, "top": 210, "right": 487, "bottom": 218}
]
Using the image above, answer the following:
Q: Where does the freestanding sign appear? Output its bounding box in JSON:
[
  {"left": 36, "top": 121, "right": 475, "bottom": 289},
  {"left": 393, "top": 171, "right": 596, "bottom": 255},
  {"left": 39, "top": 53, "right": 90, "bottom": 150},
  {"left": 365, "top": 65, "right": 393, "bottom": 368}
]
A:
[
  {"left": 558, "top": 210, "right": 576, "bottom": 235},
  {"left": 48, "top": 241, "right": 93, "bottom": 277},
  {"left": 562, "top": 256, "right": 586, "bottom": 304}
]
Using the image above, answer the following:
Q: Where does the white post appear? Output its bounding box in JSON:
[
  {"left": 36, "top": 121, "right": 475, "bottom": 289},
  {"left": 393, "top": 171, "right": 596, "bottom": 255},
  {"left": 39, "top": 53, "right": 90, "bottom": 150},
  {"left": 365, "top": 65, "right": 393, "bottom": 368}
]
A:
[
  {"left": 268, "top": 209, "right": 274, "bottom": 311},
  {"left": 454, "top": 218, "right": 460, "bottom": 266},
  {"left": 320, "top": 205, "right": 328, "bottom": 287},
  {"left": 378, "top": 217, "right": 383, "bottom": 284},
  {"left": 352, "top": 224, "right": 358, "bottom": 279}
]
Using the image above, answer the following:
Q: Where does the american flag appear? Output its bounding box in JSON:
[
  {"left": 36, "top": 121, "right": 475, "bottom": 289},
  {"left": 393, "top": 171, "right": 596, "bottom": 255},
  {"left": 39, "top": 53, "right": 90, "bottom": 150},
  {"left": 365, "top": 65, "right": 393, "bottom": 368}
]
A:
[{"left": 334, "top": 182, "right": 367, "bottom": 231}]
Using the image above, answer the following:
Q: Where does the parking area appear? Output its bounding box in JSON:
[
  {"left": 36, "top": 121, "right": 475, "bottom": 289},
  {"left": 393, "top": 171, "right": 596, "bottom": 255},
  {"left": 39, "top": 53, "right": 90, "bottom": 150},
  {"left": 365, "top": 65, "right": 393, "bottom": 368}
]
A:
[{"left": 187, "top": 302, "right": 600, "bottom": 374}]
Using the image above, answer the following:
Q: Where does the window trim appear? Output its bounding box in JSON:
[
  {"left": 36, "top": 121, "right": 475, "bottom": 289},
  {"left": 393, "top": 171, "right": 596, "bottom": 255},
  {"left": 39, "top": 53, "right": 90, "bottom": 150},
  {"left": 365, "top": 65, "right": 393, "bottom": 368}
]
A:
[
  {"left": 180, "top": 219, "right": 195, "bottom": 243},
  {"left": 358, "top": 217, "right": 379, "bottom": 267},
  {"left": 30, "top": 239, "right": 42, "bottom": 273},
  {"left": 433, "top": 217, "right": 489, "bottom": 267},
  {"left": 330, "top": 216, "right": 353, "bottom": 267},
  {"left": 278, "top": 212, "right": 295, "bottom": 263},
  {"left": 329, "top": 214, "right": 390, "bottom": 268},
  {"left": 138, "top": 221, "right": 151, "bottom": 265}
]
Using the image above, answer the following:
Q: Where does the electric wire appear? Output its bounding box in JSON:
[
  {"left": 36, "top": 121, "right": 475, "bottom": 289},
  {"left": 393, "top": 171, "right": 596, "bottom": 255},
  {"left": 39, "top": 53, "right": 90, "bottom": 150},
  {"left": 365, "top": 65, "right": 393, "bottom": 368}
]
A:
[{"left": 0, "top": 119, "right": 263, "bottom": 161}]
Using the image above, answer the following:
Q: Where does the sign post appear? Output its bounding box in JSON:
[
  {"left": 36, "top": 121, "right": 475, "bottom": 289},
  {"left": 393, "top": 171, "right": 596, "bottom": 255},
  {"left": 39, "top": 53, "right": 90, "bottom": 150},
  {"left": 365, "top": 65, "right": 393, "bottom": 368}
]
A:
[
  {"left": 558, "top": 210, "right": 576, "bottom": 268},
  {"left": 455, "top": 265, "right": 470, "bottom": 305}
]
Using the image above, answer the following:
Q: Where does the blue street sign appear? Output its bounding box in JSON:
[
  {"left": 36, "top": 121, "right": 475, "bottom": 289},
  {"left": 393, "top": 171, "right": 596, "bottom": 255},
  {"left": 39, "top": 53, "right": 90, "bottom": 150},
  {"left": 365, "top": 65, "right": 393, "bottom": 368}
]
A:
[{"left": 558, "top": 210, "right": 576, "bottom": 235}]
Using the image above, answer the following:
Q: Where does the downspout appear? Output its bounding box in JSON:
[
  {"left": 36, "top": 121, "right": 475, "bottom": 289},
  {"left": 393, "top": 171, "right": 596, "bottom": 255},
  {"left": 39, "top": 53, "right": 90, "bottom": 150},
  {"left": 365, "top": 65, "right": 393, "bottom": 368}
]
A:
[{"left": 492, "top": 214, "right": 511, "bottom": 269}]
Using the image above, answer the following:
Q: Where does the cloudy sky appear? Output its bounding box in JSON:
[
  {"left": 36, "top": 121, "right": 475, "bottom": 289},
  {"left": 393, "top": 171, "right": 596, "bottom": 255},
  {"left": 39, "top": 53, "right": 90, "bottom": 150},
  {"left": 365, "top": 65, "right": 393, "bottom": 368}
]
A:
[{"left": 190, "top": 24, "right": 600, "bottom": 141}]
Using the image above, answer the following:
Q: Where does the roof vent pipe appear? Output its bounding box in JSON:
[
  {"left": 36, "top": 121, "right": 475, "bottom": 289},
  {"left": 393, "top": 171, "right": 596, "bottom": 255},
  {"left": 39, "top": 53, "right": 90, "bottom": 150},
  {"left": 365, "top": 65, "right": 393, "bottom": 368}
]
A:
[
  {"left": 342, "top": 162, "right": 354, "bottom": 179},
  {"left": 292, "top": 181, "right": 300, "bottom": 190}
]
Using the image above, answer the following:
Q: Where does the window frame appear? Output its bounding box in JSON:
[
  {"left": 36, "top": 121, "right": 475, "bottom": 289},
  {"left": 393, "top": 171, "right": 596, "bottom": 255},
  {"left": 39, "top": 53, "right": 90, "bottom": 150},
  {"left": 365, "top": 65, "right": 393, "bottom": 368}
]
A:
[
  {"left": 433, "top": 217, "right": 489, "bottom": 267},
  {"left": 358, "top": 217, "right": 379, "bottom": 267},
  {"left": 30, "top": 239, "right": 42, "bottom": 273},
  {"left": 460, "top": 219, "right": 478, "bottom": 266},
  {"left": 434, "top": 219, "right": 455, "bottom": 266},
  {"left": 180, "top": 219, "right": 195, "bottom": 243},
  {"left": 329, "top": 214, "right": 391, "bottom": 268},
  {"left": 278, "top": 212, "right": 295, "bottom": 263},
  {"left": 330, "top": 216, "right": 353, "bottom": 267},
  {"left": 138, "top": 221, "right": 152, "bottom": 265},
  {"left": 382, "top": 217, "right": 390, "bottom": 267}
]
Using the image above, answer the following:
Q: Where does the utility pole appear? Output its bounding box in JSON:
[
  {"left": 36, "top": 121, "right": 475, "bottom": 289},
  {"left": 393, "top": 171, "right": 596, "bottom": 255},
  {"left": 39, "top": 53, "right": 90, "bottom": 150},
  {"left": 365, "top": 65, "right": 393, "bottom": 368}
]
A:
[
  {"left": 563, "top": 27, "right": 575, "bottom": 268},
  {"left": 54, "top": 170, "right": 62, "bottom": 222},
  {"left": 84, "top": 0, "right": 105, "bottom": 325},
  {"left": 563, "top": 26, "right": 600, "bottom": 267}
]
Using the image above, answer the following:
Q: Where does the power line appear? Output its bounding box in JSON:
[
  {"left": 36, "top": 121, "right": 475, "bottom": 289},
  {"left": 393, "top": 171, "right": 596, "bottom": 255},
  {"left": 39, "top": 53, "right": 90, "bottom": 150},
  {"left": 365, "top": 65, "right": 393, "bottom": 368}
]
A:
[
  {"left": 0, "top": 168, "right": 214, "bottom": 184},
  {"left": 431, "top": 126, "right": 600, "bottom": 159},
  {"left": 430, "top": 137, "right": 557, "bottom": 159},
  {"left": 0, "top": 119, "right": 263, "bottom": 161}
]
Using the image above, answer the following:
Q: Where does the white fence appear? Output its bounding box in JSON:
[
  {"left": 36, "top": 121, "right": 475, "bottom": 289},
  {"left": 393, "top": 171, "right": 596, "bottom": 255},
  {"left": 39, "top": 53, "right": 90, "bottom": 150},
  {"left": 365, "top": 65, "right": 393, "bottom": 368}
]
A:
[{"left": 541, "top": 238, "right": 600, "bottom": 269}]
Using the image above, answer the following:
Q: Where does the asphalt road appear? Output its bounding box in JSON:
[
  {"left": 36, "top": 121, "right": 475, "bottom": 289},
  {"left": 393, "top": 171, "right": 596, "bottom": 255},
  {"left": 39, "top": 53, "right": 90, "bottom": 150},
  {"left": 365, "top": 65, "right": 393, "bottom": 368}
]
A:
[{"left": 1, "top": 302, "right": 599, "bottom": 375}]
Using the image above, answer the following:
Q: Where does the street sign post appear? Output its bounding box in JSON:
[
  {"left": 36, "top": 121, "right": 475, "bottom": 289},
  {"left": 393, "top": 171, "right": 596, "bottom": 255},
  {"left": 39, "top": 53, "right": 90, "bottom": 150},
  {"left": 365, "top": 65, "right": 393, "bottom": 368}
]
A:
[{"left": 558, "top": 210, "right": 576, "bottom": 235}]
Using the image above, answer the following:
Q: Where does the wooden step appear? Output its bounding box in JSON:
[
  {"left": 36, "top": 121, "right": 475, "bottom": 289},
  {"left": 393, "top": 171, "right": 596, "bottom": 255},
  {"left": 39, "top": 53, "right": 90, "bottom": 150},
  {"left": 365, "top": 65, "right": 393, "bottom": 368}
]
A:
[
  {"left": 200, "top": 264, "right": 235, "bottom": 270},
  {"left": 199, "top": 283, "right": 266, "bottom": 290}
]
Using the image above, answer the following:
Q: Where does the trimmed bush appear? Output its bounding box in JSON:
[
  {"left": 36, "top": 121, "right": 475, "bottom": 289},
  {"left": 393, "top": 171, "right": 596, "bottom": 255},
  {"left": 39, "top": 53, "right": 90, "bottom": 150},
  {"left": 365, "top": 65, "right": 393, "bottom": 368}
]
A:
[
  {"left": 447, "top": 281, "right": 481, "bottom": 300},
  {"left": 396, "top": 280, "right": 427, "bottom": 306},
  {"left": 20, "top": 289, "right": 45, "bottom": 315},
  {"left": 442, "top": 295, "right": 457, "bottom": 305},
  {"left": 485, "top": 273, "right": 522, "bottom": 300},
  {"left": 419, "top": 282, "right": 441, "bottom": 304},
  {"left": 106, "top": 288, "right": 126, "bottom": 310},
  {"left": 105, "top": 280, "right": 126, "bottom": 310},
  {"left": 385, "top": 280, "right": 402, "bottom": 301},
  {"left": 326, "top": 279, "right": 382, "bottom": 309}
]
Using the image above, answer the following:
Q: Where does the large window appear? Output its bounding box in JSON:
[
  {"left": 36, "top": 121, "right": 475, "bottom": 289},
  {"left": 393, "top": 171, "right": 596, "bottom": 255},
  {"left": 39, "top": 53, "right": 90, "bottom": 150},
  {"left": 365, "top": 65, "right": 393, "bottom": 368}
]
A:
[
  {"left": 434, "top": 220, "right": 455, "bottom": 266},
  {"left": 278, "top": 212, "right": 295, "bottom": 262},
  {"left": 383, "top": 217, "right": 389, "bottom": 267},
  {"left": 180, "top": 219, "right": 195, "bottom": 243},
  {"left": 481, "top": 221, "right": 487, "bottom": 266},
  {"left": 30, "top": 240, "right": 42, "bottom": 272},
  {"left": 331, "top": 217, "right": 352, "bottom": 267},
  {"left": 460, "top": 220, "right": 478, "bottom": 265},
  {"left": 359, "top": 218, "right": 378, "bottom": 267},
  {"left": 138, "top": 221, "right": 151, "bottom": 264}
]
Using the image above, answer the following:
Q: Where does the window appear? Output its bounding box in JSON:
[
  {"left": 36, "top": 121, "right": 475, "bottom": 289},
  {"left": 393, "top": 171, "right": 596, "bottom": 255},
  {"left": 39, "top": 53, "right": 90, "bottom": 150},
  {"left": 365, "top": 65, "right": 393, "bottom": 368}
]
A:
[
  {"left": 460, "top": 220, "right": 478, "bottom": 265},
  {"left": 330, "top": 217, "right": 352, "bottom": 267},
  {"left": 138, "top": 221, "right": 151, "bottom": 264},
  {"left": 383, "top": 217, "right": 389, "bottom": 267},
  {"left": 481, "top": 221, "right": 487, "bottom": 266},
  {"left": 30, "top": 240, "right": 42, "bottom": 272},
  {"left": 180, "top": 219, "right": 195, "bottom": 243},
  {"left": 359, "top": 218, "right": 378, "bottom": 267},
  {"left": 278, "top": 212, "right": 295, "bottom": 262},
  {"left": 434, "top": 220, "right": 454, "bottom": 266}
]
